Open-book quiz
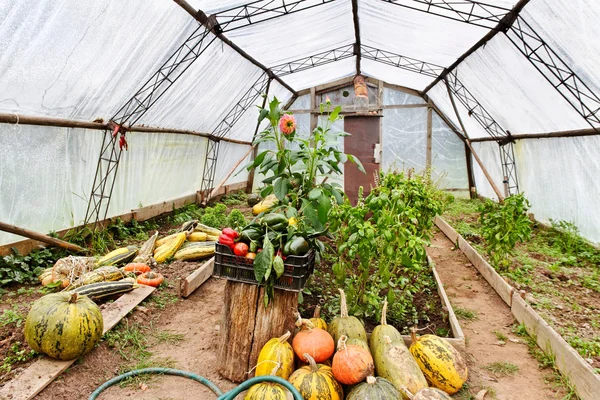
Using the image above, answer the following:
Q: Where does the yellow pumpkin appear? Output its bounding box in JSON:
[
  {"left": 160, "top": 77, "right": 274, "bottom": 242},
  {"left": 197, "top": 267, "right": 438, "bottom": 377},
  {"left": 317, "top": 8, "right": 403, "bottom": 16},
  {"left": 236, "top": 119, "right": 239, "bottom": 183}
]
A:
[
  {"left": 289, "top": 354, "right": 343, "bottom": 400},
  {"left": 309, "top": 305, "right": 327, "bottom": 331},
  {"left": 255, "top": 331, "right": 294, "bottom": 379},
  {"left": 244, "top": 382, "right": 292, "bottom": 400},
  {"left": 410, "top": 329, "right": 468, "bottom": 394}
]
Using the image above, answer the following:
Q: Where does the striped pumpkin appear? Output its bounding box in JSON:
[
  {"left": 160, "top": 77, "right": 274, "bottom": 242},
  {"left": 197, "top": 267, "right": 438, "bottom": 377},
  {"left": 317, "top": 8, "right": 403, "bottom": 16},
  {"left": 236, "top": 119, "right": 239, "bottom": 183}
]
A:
[
  {"left": 288, "top": 354, "right": 343, "bottom": 400},
  {"left": 309, "top": 305, "right": 327, "bottom": 331},
  {"left": 255, "top": 331, "right": 294, "bottom": 379},
  {"left": 244, "top": 382, "right": 292, "bottom": 400},
  {"left": 410, "top": 330, "right": 468, "bottom": 394},
  {"left": 24, "top": 292, "right": 103, "bottom": 360},
  {"left": 347, "top": 376, "right": 400, "bottom": 400}
]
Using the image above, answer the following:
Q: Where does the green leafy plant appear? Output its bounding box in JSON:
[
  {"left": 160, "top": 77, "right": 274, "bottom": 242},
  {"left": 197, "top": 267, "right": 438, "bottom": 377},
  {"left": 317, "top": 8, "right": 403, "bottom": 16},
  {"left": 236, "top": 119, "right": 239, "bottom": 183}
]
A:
[
  {"left": 226, "top": 209, "right": 247, "bottom": 231},
  {"left": 0, "top": 247, "right": 57, "bottom": 286},
  {"left": 0, "top": 342, "right": 37, "bottom": 374},
  {"left": 200, "top": 203, "right": 228, "bottom": 229},
  {"left": 479, "top": 194, "right": 532, "bottom": 270}
]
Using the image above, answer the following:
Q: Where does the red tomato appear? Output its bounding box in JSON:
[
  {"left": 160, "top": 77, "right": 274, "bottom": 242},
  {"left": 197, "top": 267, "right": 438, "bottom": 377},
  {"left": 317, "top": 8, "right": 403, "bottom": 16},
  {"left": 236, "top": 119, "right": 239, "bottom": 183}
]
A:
[{"left": 233, "top": 242, "right": 249, "bottom": 257}]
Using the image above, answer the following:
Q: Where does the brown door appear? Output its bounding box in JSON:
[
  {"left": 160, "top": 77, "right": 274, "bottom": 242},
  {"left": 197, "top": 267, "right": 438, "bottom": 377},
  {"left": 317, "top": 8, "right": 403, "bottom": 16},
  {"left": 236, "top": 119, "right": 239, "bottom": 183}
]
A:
[{"left": 344, "top": 115, "right": 381, "bottom": 204}]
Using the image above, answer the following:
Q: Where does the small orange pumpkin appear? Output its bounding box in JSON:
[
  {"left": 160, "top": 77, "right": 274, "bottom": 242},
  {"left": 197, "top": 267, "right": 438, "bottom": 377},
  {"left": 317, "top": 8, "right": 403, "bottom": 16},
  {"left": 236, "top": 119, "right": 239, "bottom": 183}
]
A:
[
  {"left": 137, "top": 271, "right": 164, "bottom": 287},
  {"left": 123, "top": 263, "right": 151, "bottom": 275},
  {"left": 332, "top": 335, "right": 374, "bottom": 385},
  {"left": 292, "top": 317, "right": 334, "bottom": 363}
]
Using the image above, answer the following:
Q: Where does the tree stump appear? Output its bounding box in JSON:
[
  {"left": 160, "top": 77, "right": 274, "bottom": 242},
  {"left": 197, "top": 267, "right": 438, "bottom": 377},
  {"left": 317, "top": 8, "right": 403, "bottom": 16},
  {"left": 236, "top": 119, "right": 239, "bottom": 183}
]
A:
[{"left": 217, "top": 280, "right": 298, "bottom": 382}]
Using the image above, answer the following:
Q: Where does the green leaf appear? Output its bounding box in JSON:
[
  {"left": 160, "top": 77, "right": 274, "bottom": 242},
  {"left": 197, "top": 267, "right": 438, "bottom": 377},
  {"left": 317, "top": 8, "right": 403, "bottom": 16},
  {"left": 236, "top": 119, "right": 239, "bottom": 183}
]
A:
[
  {"left": 258, "top": 108, "right": 269, "bottom": 123},
  {"left": 260, "top": 185, "right": 273, "bottom": 198},
  {"left": 254, "top": 235, "right": 274, "bottom": 282},
  {"left": 274, "top": 178, "right": 289, "bottom": 201},
  {"left": 347, "top": 154, "right": 365, "bottom": 173},
  {"left": 273, "top": 256, "right": 285, "bottom": 278},
  {"left": 317, "top": 194, "right": 331, "bottom": 224},
  {"left": 328, "top": 105, "right": 342, "bottom": 122},
  {"left": 302, "top": 199, "right": 322, "bottom": 231},
  {"left": 308, "top": 188, "right": 323, "bottom": 200}
]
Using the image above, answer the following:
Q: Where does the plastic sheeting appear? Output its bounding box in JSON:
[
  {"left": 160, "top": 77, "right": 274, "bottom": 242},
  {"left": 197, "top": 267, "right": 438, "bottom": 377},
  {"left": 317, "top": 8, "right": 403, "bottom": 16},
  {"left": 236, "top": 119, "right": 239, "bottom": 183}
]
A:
[
  {"left": 0, "top": 125, "right": 208, "bottom": 245},
  {"left": 431, "top": 114, "right": 468, "bottom": 190},
  {"left": 361, "top": 59, "right": 435, "bottom": 91},
  {"left": 281, "top": 57, "right": 356, "bottom": 92},
  {"left": 383, "top": 86, "right": 426, "bottom": 106},
  {"left": 381, "top": 107, "right": 428, "bottom": 173},
  {"left": 516, "top": 136, "right": 600, "bottom": 244},
  {"left": 470, "top": 141, "right": 504, "bottom": 202}
]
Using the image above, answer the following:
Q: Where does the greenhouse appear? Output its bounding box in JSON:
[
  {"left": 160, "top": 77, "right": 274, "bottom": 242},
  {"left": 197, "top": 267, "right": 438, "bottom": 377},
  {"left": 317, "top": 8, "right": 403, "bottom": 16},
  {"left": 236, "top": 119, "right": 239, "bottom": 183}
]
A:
[{"left": 0, "top": 0, "right": 598, "bottom": 399}]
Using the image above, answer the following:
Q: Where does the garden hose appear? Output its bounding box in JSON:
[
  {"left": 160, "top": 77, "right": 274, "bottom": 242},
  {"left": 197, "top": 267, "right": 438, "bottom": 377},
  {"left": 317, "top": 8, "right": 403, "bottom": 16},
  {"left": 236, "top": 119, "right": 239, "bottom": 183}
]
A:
[{"left": 88, "top": 367, "right": 303, "bottom": 400}]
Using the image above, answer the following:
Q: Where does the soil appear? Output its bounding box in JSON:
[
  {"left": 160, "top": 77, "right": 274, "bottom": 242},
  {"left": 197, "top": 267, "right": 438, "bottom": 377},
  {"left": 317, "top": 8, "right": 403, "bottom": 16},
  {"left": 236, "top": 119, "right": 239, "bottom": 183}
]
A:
[{"left": 428, "top": 229, "right": 568, "bottom": 399}]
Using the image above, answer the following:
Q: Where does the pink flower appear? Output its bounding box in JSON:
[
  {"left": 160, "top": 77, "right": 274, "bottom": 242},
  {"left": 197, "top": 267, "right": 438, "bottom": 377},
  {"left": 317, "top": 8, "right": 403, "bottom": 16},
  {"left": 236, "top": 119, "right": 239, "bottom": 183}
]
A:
[
  {"left": 325, "top": 95, "right": 331, "bottom": 104},
  {"left": 279, "top": 114, "right": 296, "bottom": 136}
]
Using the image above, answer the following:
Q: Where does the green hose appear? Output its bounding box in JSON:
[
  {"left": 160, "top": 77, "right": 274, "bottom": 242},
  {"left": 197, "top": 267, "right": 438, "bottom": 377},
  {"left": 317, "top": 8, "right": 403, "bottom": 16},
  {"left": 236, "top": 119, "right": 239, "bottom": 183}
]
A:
[{"left": 88, "top": 367, "right": 303, "bottom": 400}]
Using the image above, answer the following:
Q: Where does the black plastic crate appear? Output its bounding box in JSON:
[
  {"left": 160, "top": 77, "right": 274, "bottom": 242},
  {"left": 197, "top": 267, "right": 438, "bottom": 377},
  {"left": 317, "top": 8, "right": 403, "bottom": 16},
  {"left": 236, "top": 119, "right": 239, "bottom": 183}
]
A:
[{"left": 213, "top": 243, "right": 315, "bottom": 292}]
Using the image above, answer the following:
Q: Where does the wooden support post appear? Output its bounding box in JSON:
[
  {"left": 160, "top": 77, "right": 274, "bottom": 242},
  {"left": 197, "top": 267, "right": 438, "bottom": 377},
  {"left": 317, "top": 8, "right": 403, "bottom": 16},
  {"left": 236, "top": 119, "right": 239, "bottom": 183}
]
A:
[
  {"left": 445, "top": 81, "right": 505, "bottom": 202},
  {"left": 310, "top": 87, "right": 317, "bottom": 132},
  {"left": 426, "top": 103, "right": 433, "bottom": 174},
  {"left": 464, "top": 142, "right": 476, "bottom": 198},
  {"left": 0, "top": 221, "right": 85, "bottom": 253},
  {"left": 217, "top": 281, "right": 298, "bottom": 382}
]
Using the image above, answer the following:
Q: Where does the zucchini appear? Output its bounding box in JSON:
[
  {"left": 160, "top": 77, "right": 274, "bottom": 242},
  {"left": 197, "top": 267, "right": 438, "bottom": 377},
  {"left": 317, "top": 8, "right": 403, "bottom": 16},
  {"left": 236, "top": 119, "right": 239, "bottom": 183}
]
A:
[
  {"left": 194, "top": 224, "right": 222, "bottom": 236},
  {"left": 71, "top": 278, "right": 136, "bottom": 300}
]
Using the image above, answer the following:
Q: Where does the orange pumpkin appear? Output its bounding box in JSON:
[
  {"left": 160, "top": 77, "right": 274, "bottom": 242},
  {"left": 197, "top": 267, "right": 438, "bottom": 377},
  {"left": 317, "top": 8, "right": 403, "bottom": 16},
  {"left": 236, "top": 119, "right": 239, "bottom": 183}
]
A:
[
  {"left": 332, "top": 335, "right": 374, "bottom": 385},
  {"left": 123, "top": 263, "right": 151, "bottom": 275},
  {"left": 137, "top": 271, "right": 164, "bottom": 287},
  {"left": 292, "top": 317, "right": 334, "bottom": 363}
]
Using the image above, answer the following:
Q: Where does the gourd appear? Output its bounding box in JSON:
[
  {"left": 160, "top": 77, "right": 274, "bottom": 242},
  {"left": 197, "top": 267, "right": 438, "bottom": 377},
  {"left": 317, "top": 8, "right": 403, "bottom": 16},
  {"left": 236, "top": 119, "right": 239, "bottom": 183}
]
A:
[
  {"left": 96, "top": 246, "right": 138, "bottom": 267},
  {"left": 374, "top": 335, "right": 428, "bottom": 399},
  {"left": 244, "top": 382, "right": 292, "bottom": 400},
  {"left": 309, "top": 305, "right": 327, "bottom": 330},
  {"left": 369, "top": 299, "right": 402, "bottom": 353},
  {"left": 346, "top": 376, "right": 401, "bottom": 400},
  {"left": 409, "top": 329, "right": 468, "bottom": 395},
  {"left": 186, "top": 232, "right": 208, "bottom": 242},
  {"left": 122, "top": 263, "right": 151, "bottom": 275},
  {"left": 132, "top": 231, "right": 158, "bottom": 265},
  {"left": 64, "top": 266, "right": 126, "bottom": 290},
  {"left": 38, "top": 268, "right": 54, "bottom": 286},
  {"left": 347, "top": 337, "right": 370, "bottom": 352},
  {"left": 137, "top": 271, "right": 164, "bottom": 287},
  {"left": 194, "top": 223, "right": 222, "bottom": 237},
  {"left": 288, "top": 354, "right": 343, "bottom": 400},
  {"left": 255, "top": 331, "right": 294, "bottom": 379},
  {"left": 292, "top": 318, "right": 334, "bottom": 363},
  {"left": 328, "top": 289, "right": 367, "bottom": 344},
  {"left": 332, "top": 335, "right": 374, "bottom": 385},
  {"left": 71, "top": 278, "right": 136, "bottom": 300},
  {"left": 24, "top": 292, "right": 103, "bottom": 360},
  {"left": 154, "top": 232, "right": 186, "bottom": 263},
  {"left": 247, "top": 193, "right": 261, "bottom": 207},
  {"left": 173, "top": 241, "right": 216, "bottom": 261},
  {"left": 402, "top": 387, "right": 452, "bottom": 400},
  {"left": 252, "top": 194, "right": 278, "bottom": 215}
]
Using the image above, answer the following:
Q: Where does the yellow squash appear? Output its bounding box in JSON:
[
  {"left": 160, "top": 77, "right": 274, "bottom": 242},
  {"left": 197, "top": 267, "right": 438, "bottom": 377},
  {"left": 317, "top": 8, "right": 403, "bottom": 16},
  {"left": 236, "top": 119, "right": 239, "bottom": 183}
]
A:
[
  {"left": 288, "top": 354, "right": 343, "bottom": 400},
  {"left": 255, "top": 331, "right": 294, "bottom": 379},
  {"left": 252, "top": 194, "right": 278, "bottom": 215},
  {"left": 186, "top": 232, "right": 208, "bottom": 242},
  {"left": 154, "top": 232, "right": 186, "bottom": 263},
  {"left": 409, "top": 330, "right": 468, "bottom": 395},
  {"left": 244, "top": 382, "right": 292, "bottom": 400}
]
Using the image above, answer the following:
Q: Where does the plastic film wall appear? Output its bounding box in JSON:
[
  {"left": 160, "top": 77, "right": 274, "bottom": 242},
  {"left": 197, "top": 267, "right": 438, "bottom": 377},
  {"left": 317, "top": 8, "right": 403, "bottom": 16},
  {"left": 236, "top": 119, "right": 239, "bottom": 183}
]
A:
[{"left": 0, "top": 126, "right": 208, "bottom": 246}]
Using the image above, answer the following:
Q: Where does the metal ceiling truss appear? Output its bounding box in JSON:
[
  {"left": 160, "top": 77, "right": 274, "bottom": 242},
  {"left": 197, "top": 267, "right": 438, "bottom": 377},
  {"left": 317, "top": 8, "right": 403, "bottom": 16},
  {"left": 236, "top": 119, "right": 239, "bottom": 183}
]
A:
[
  {"left": 84, "top": 25, "right": 215, "bottom": 227},
  {"left": 506, "top": 17, "right": 600, "bottom": 132},
  {"left": 380, "top": 0, "right": 511, "bottom": 30},
  {"left": 214, "top": 0, "right": 336, "bottom": 32},
  {"left": 199, "top": 73, "right": 272, "bottom": 199},
  {"left": 270, "top": 44, "right": 355, "bottom": 76},
  {"left": 361, "top": 45, "right": 445, "bottom": 78}
]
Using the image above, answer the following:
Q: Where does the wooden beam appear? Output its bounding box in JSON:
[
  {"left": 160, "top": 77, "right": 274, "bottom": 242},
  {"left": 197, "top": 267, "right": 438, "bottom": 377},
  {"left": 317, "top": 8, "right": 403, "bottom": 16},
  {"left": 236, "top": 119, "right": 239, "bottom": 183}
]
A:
[
  {"left": 173, "top": 0, "right": 298, "bottom": 97},
  {"left": 464, "top": 142, "right": 476, "bottom": 198},
  {"left": 310, "top": 87, "right": 317, "bottom": 132},
  {"left": 351, "top": 0, "right": 361, "bottom": 75},
  {"left": 426, "top": 103, "right": 433, "bottom": 172},
  {"left": 0, "top": 285, "right": 155, "bottom": 400},
  {"left": 0, "top": 113, "right": 251, "bottom": 146},
  {"left": 423, "top": 0, "right": 532, "bottom": 95},
  {"left": 0, "top": 221, "right": 85, "bottom": 253},
  {"left": 182, "top": 257, "right": 215, "bottom": 297},
  {"left": 470, "top": 127, "right": 600, "bottom": 142}
]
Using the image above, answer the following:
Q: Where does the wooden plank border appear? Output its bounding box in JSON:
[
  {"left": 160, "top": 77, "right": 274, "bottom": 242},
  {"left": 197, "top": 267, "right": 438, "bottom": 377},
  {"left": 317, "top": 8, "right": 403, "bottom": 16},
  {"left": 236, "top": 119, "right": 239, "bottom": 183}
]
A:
[
  {"left": 0, "top": 285, "right": 155, "bottom": 400},
  {"left": 435, "top": 216, "right": 600, "bottom": 400},
  {"left": 181, "top": 257, "right": 215, "bottom": 298}
]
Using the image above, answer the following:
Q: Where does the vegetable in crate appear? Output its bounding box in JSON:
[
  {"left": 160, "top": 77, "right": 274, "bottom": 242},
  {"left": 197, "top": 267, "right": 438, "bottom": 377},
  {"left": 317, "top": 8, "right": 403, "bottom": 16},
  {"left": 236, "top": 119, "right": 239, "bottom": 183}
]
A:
[
  {"left": 24, "top": 292, "right": 103, "bottom": 360},
  {"left": 332, "top": 335, "right": 374, "bottom": 385},
  {"left": 218, "top": 233, "right": 235, "bottom": 249},
  {"left": 233, "top": 242, "right": 249, "bottom": 257},
  {"left": 288, "top": 354, "right": 343, "bottom": 400},
  {"left": 222, "top": 227, "right": 239, "bottom": 239},
  {"left": 71, "top": 278, "right": 136, "bottom": 300},
  {"left": 328, "top": 289, "right": 367, "bottom": 344},
  {"left": 369, "top": 299, "right": 402, "bottom": 353},
  {"left": 255, "top": 331, "right": 294, "bottom": 379},
  {"left": 247, "top": 193, "right": 261, "bottom": 207},
  {"left": 409, "top": 329, "right": 467, "bottom": 394},
  {"left": 283, "top": 236, "right": 309, "bottom": 256},
  {"left": 96, "top": 246, "right": 138, "bottom": 267},
  {"left": 346, "top": 376, "right": 400, "bottom": 400},
  {"left": 137, "top": 271, "right": 164, "bottom": 287},
  {"left": 292, "top": 317, "right": 334, "bottom": 363},
  {"left": 373, "top": 335, "right": 428, "bottom": 399}
]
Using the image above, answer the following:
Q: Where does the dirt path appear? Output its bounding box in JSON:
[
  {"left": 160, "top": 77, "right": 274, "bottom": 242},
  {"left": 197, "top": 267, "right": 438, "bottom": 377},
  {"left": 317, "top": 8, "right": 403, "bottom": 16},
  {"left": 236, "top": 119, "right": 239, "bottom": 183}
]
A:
[{"left": 429, "top": 229, "right": 565, "bottom": 400}]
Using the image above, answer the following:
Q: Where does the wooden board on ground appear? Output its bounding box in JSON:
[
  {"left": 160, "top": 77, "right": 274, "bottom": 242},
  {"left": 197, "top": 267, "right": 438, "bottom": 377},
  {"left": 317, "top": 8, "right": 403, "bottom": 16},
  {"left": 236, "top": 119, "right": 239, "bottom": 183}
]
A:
[
  {"left": 181, "top": 257, "right": 214, "bottom": 298},
  {"left": 511, "top": 293, "right": 600, "bottom": 400},
  {"left": 429, "top": 256, "right": 465, "bottom": 342},
  {"left": 434, "top": 216, "right": 459, "bottom": 243},
  {"left": 0, "top": 285, "right": 155, "bottom": 400}
]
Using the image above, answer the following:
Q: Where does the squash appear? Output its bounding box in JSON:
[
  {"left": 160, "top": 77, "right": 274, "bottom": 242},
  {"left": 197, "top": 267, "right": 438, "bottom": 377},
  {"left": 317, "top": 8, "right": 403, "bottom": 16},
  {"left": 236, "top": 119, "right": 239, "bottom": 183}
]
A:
[
  {"left": 309, "top": 305, "right": 327, "bottom": 331},
  {"left": 347, "top": 337, "right": 370, "bottom": 352},
  {"left": 38, "top": 268, "right": 54, "bottom": 286},
  {"left": 292, "top": 318, "right": 334, "bottom": 363},
  {"left": 132, "top": 231, "right": 158, "bottom": 265},
  {"left": 244, "top": 382, "right": 292, "bottom": 400},
  {"left": 252, "top": 194, "right": 278, "bottom": 215},
  {"left": 154, "top": 232, "right": 186, "bottom": 263},
  {"left": 328, "top": 289, "right": 367, "bottom": 344},
  {"left": 247, "top": 193, "right": 261, "bottom": 207},
  {"left": 194, "top": 223, "right": 222, "bottom": 237},
  {"left": 122, "top": 263, "right": 151, "bottom": 275},
  {"left": 332, "top": 335, "right": 374, "bottom": 385},
  {"left": 24, "top": 292, "right": 103, "bottom": 360},
  {"left": 71, "top": 278, "right": 136, "bottom": 300},
  {"left": 288, "top": 354, "right": 343, "bottom": 400},
  {"left": 96, "top": 246, "right": 138, "bottom": 267},
  {"left": 409, "top": 329, "right": 467, "bottom": 395},
  {"left": 374, "top": 335, "right": 428, "bottom": 399},
  {"left": 402, "top": 387, "right": 452, "bottom": 400},
  {"left": 186, "top": 232, "right": 208, "bottom": 242},
  {"left": 255, "top": 331, "right": 294, "bottom": 379},
  {"left": 173, "top": 241, "right": 216, "bottom": 261},
  {"left": 64, "top": 266, "right": 126, "bottom": 290},
  {"left": 369, "top": 299, "right": 402, "bottom": 353},
  {"left": 347, "top": 376, "right": 401, "bottom": 400}
]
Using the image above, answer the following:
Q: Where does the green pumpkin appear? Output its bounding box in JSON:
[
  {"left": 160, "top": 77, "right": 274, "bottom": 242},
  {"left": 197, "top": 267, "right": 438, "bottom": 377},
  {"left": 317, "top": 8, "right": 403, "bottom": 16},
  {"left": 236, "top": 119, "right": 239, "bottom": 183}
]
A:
[
  {"left": 347, "top": 376, "right": 400, "bottom": 400},
  {"left": 25, "top": 292, "right": 103, "bottom": 360},
  {"left": 369, "top": 299, "right": 402, "bottom": 353},
  {"left": 328, "top": 289, "right": 367, "bottom": 343},
  {"left": 247, "top": 193, "right": 261, "bottom": 207},
  {"left": 347, "top": 337, "right": 370, "bottom": 352}
]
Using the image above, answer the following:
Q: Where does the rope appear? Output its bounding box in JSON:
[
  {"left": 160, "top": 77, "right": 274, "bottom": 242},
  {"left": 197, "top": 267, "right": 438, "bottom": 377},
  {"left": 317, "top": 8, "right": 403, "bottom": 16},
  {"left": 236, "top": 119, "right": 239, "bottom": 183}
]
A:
[{"left": 88, "top": 367, "right": 303, "bottom": 400}]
